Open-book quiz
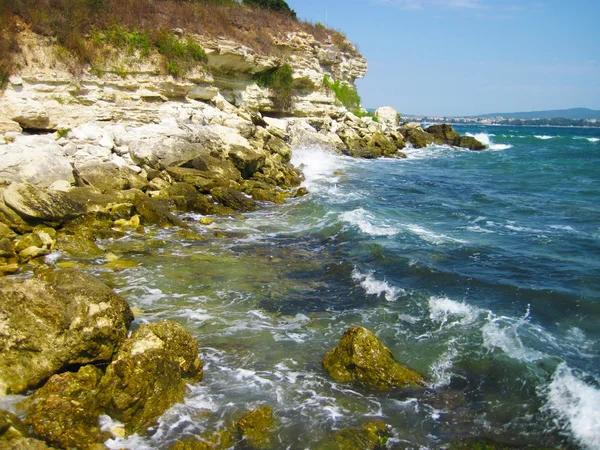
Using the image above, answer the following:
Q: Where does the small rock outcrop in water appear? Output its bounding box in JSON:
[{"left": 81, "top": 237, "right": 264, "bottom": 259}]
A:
[
  {"left": 425, "top": 124, "right": 486, "bottom": 150},
  {"left": 236, "top": 405, "right": 275, "bottom": 449},
  {"left": 98, "top": 321, "right": 203, "bottom": 432},
  {"left": 0, "top": 409, "right": 51, "bottom": 449},
  {"left": 316, "top": 421, "right": 393, "bottom": 450},
  {"left": 323, "top": 326, "right": 425, "bottom": 389},
  {"left": 0, "top": 269, "right": 134, "bottom": 395},
  {"left": 20, "top": 365, "right": 108, "bottom": 449}
]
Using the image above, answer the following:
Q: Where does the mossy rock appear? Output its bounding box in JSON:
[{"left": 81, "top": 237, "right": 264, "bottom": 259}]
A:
[
  {"left": 61, "top": 212, "right": 125, "bottom": 241},
  {"left": 454, "top": 135, "right": 487, "bottom": 151},
  {"left": 133, "top": 191, "right": 186, "bottom": 228},
  {"left": 425, "top": 124, "right": 460, "bottom": 145},
  {"left": 236, "top": 405, "right": 275, "bottom": 449},
  {"left": 0, "top": 409, "right": 30, "bottom": 442},
  {"left": 171, "top": 429, "right": 235, "bottom": 450},
  {"left": 367, "top": 131, "right": 397, "bottom": 157},
  {"left": 166, "top": 166, "right": 225, "bottom": 194},
  {"left": 323, "top": 326, "right": 425, "bottom": 389},
  {"left": 210, "top": 187, "right": 259, "bottom": 212},
  {"left": 2, "top": 183, "right": 86, "bottom": 224},
  {"left": 401, "top": 127, "right": 434, "bottom": 149},
  {"left": 0, "top": 269, "right": 134, "bottom": 395},
  {"left": 98, "top": 321, "right": 203, "bottom": 433},
  {"left": 20, "top": 365, "right": 108, "bottom": 449},
  {"left": 160, "top": 182, "right": 217, "bottom": 215},
  {"left": 317, "top": 421, "right": 392, "bottom": 450}
]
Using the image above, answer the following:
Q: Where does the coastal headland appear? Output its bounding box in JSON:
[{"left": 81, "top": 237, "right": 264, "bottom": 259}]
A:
[{"left": 0, "top": 2, "right": 487, "bottom": 448}]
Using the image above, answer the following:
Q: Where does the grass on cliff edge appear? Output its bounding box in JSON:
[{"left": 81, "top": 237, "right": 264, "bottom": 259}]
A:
[{"left": 1, "top": 0, "right": 358, "bottom": 81}]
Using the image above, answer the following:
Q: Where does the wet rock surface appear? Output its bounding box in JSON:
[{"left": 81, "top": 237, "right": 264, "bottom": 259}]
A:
[
  {"left": 0, "top": 269, "right": 133, "bottom": 395},
  {"left": 98, "top": 321, "right": 203, "bottom": 432},
  {"left": 323, "top": 326, "right": 425, "bottom": 389}
]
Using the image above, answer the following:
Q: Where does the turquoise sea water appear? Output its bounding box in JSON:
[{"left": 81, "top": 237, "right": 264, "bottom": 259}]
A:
[{"left": 89, "top": 126, "right": 599, "bottom": 449}]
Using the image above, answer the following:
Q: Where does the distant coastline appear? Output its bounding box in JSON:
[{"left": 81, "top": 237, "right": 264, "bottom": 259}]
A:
[{"left": 403, "top": 116, "right": 600, "bottom": 128}]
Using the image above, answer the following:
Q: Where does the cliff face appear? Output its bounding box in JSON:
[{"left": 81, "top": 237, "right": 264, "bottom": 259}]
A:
[{"left": 0, "top": 28, "right": 367, "bottom": 132}]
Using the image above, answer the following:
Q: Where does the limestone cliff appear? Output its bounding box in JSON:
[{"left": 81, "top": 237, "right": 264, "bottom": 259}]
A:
[{"left": 0, "top": 28, "right": 367, "bottom": 132}]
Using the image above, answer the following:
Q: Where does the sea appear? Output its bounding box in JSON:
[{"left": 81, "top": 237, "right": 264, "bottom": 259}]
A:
[{"left": 77, "top": 125, "right": 599, "bottom": 449}]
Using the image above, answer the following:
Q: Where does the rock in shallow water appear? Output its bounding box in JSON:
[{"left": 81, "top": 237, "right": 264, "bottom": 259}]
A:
[
  {"left": 98, "top": 321, "right": 203, "bottom": 433},
  {"left": 323, "top": 326, "right": 425, "bottom": 390},
  {"left": 21, "top": 365, "right": 108, "bottom": 449},
  {"left": 0, "top": 269, "right": 134, "bottom": 395}
]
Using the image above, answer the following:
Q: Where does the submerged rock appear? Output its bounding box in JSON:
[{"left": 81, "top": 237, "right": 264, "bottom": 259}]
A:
[
  {"left": 21, "top": 365, "right": 108, "bottom": 449},
  {"left": 236, "top": 405, "right": 275, "bottom": 449},
  {"left": 133, "top": 191, "right": 185, "bottom": 227},
  {"left": 322, "top": 326, "right": 425, "bottom": 389},
  {"left": 0, "top": 269, "right": 134, "bottom": 395},
  {"left": 98, "top": 321, "right": 203, "bottom": 433},
  {"left": 317, "top": 421, "right": 392, "bottom": 450}
]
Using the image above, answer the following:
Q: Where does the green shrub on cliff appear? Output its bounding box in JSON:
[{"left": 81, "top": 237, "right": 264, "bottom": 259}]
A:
[
  {"left": 323, "top": 74, "right": 361, "bottom": 112},
  {"left": 242, "top": 0, "right": 297, "bottom": 19},
  {"left": 253, "top": 63, "right": 295, "bottom": 111}
]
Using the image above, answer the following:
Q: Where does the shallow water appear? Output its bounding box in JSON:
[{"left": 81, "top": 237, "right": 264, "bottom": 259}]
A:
[{"left": 53, "top": 125, "right": 600, "bottom": 449}]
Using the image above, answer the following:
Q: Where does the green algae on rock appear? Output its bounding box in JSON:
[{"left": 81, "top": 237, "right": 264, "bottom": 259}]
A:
[
  {"left": 236, "top": 405, "right": 275, "bottom": 449},
  {"left": 0, "top": 409, "right": 51, "bottom": 449},
  {"left": 425, "top": 124, "right": 486, "bottom": 150},
  {"left": 0, "top": 269, "right": 134, "bottom": 395},
  {"left": 210, "top": 187, "right": 259, "bottom": 212},
  {"left": 20, "top": 365, "right": 108, "bottom": 450},
  {"left": 316, "top": 421, "right": 393, "bottom": 450},
  {"left": 323, "top": 326, "right": 425, "bottom": 390},
  {"left": 98, "top": 321, "right": 203, "bottom": 433}
]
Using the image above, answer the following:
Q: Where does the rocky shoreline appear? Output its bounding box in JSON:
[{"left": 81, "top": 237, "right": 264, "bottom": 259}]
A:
[{"left": 0, "top": 26, "right": 486, "bottom": 450}]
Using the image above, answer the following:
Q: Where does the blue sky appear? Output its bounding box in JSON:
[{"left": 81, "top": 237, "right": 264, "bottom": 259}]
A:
[{"left": 288, "top": 0, "right": 600, "bottom": 116}]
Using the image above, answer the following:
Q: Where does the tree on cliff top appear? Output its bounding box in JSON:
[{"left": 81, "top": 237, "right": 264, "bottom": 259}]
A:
[{"left": 242, "top": 0, "right": 297, "bottom": 19}]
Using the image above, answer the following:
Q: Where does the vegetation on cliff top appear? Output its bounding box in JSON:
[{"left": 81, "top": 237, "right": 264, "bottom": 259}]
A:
[{"left": 1, "top": 0, "right": 355, "bottom": 82}]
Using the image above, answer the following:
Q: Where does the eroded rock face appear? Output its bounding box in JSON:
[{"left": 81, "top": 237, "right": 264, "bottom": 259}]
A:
[
  {"left": 323, "top": 326, "right": 425, "bottom": 390},
  {"left": 375, "top": 106, "right": 400, "bottom": 129},
  {"left": 98, "top": 321, "right": 203, "bottom": 432},
  {"left": 21, "top": 365, "right": 108, "bottom": 449},
  {"left": 0, "top": 269, "right": 134, "bottom": 395}
]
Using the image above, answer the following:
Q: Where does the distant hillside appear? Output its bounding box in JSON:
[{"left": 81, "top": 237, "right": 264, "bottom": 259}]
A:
[{"left": 477, "top": 108, "right": 600, "bottom": 120}]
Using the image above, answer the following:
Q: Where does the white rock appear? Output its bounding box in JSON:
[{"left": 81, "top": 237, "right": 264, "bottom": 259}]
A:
[
  {"left": 375, "top": 106, "right": 400, "bottom": 129},
  {"left": 0, "top": 136, "right": 74, "bottom": 187},
  {"left": 71, "top": 123, "right": 104, "bottom": 142},
  {"left": 99, "top": 134, "right": 115, "bottom": 149}
]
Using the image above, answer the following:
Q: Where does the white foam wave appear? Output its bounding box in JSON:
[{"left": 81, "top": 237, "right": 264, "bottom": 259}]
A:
[
  {"left": 291, "top": 146, "right": 349, "bottom": 192},
  {"left": 481, "top": 306, "right": 544, "bottom": 362},
  {"left": 535, "top": 135, "right": 554, "bottom": 140},
  {"left": 428, "top": 297, "right": 481, "bottom": 329},
  {"left": 587, "top": 138, "right": 599, "bottom": 143},
  {"left": 340, "top": 208, "right": 399, "bottom": 236},
  {"left": 351, "top": 268, "right": 403, "bottom": 301},
  {"left": 428, "top": 344, "right": 459, "bottom": 388},
  {"left": 403, "top": 223, "right": 467, "bottom": 245},
  {"left": 466, "top": 132, "right": 512, "bottom": 151},
  {"left": 543, "top": 364, "right": 600, "bottom": 450}
]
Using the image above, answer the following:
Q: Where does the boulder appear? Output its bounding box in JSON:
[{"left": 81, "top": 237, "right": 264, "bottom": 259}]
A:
[
  {"left": 400, "top": 126, "right": 434, "bottom": 149},
  {"left": 425, "top": 124, "right": 460, "bottom": 145},
  {"left": 161, "top": 182, "right": 215, "bottom": 214},
  {"left": 2, "top": 183, "right": 86, "bottom": 224},
  {"left": 12, "top": 226, "right": 57, "bottom": 262},
  {"left": 133, "top": 191, "right": 185, "bottom": 227},
  {"left": 236, "top": 405, "right": 275, "bottom": 449},
  {"left": 323, "top": 326, "right": 425, "bottom": 390},
  {"left": 129, "top": 137, "right": 205, "bottom": 170},
  {"left": 454, "top": 135, "right": 486, "bottom": 151},
  {"left": 75, "top": 161, "right": 147, "bottom": 192},
  {"left": 0, "top": 136, "right": 75, "bottom": 187},
  {"left": 374, "top": 106, "right": 400, "bottom": 129},
  {"left": 0, "top": 269, "right": 134, "bottom": 395},
  {"left": 210, "top": 187, "right": 258, "bottom": 212},
  {"left": 21, "top": 365, "right": 108, "bottom": 449},
  {"left": 317, "top": 421, "right": 392, "bottom": 450},
  {"left": 228, "top": 146, "right": 267, "bottom": 179},
  {"left": 98, "top": 321, "right": 203, "bottom": 432},
  {"left": 186, "top": 153, "right": 242, "bottom": 183},
  {"left": 367, "top": 131, "right": 397, "bottom": 157},
  {"left": 0, "top": 409, "right": 51, "bottom": 449}
]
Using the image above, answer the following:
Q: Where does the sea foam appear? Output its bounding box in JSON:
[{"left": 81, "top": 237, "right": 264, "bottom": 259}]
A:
[
  {"left": 290, "top": 146, "right": 348, "bottom": 191},
  {"left": 340, "top": 208, "right": 399, "bottom": 236},
  {"left": 428, "top": 296, "right": 481, "bottom": 329},
  {"left": 543, "top": 364, "right": 600, "bottom": 450},
  {"left": 351, "top": 268, "right": 403, "bottom": 301},
  {"left": 587, "top": 137, "right": 599, "bottom": 143},
  {"left": 535, "top": 135, "right": 554, "bottom": 140},
  {"left": 466, "top": 132, "right": 512, "bottom": 151}
]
